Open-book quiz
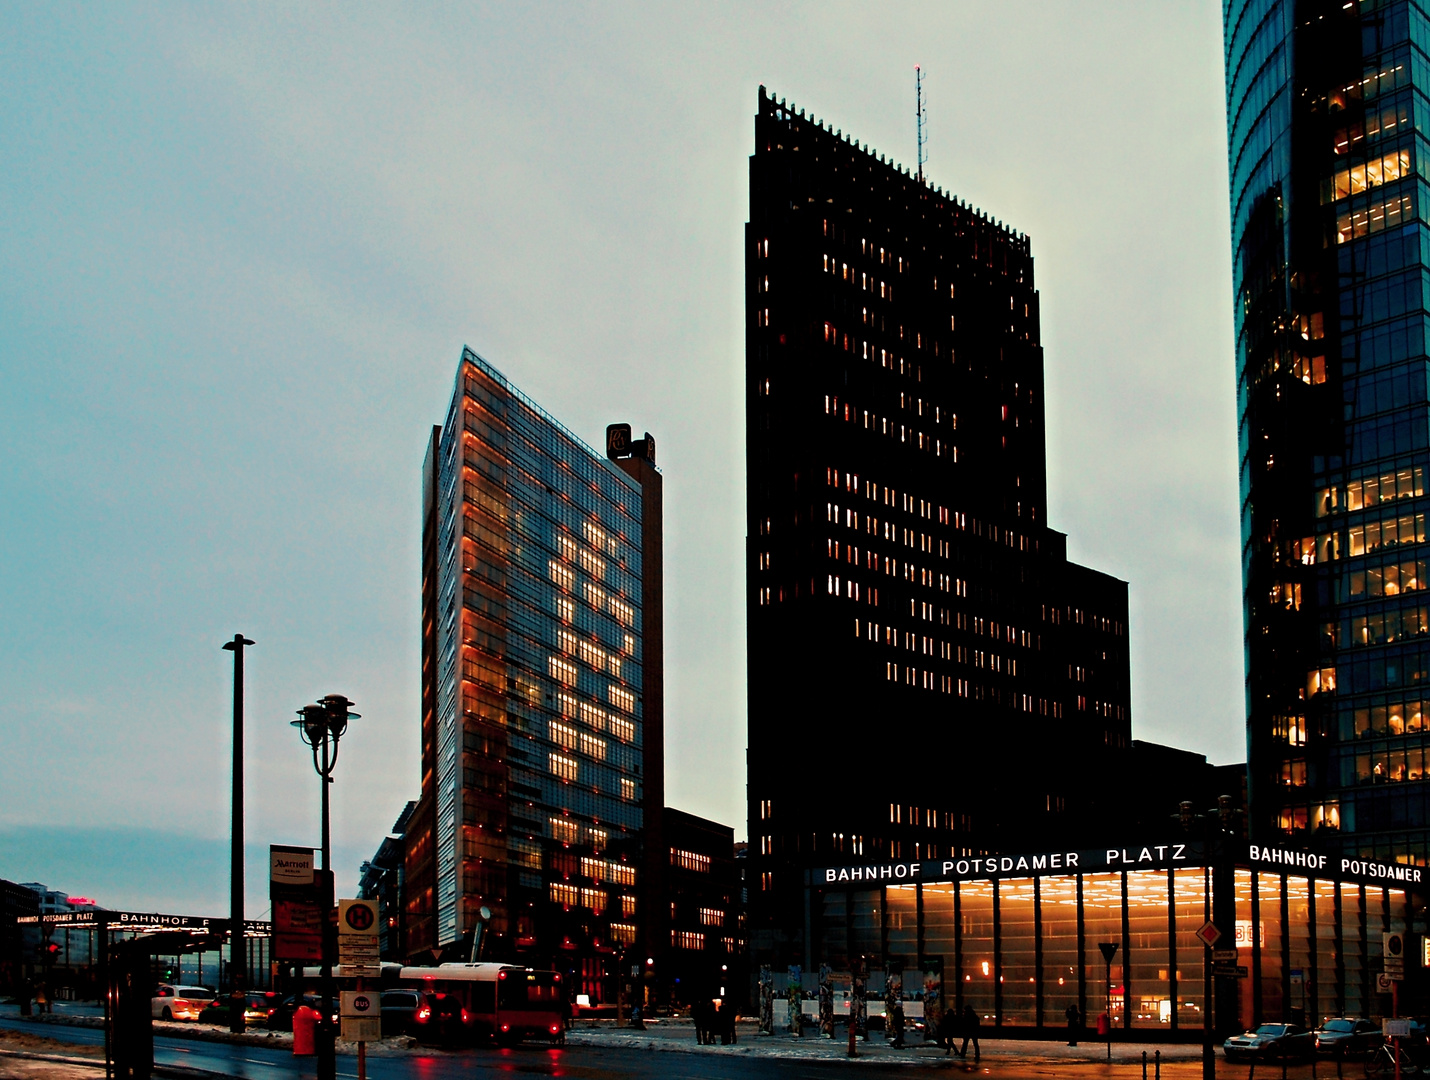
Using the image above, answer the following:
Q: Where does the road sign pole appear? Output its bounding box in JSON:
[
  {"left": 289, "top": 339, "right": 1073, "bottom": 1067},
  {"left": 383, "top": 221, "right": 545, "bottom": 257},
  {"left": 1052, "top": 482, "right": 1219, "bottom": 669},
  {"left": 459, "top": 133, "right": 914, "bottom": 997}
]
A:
[{"left": 357, "top": 975, "right": 366, "bottom": 1080}]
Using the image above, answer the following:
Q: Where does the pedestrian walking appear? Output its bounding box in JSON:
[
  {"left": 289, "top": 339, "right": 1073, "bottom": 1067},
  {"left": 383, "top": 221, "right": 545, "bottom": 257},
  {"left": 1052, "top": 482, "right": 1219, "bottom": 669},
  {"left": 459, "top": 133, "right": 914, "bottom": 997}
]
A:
[
  {"left": 959, "top": 1004, "right": 980, "bottom": 1062},
  {"left": 1066, "top": 1002, "right": 1082, "bottom": 1046},
  {"left": 934, "top": 1006, "right": 956, "bottom": 1056}
]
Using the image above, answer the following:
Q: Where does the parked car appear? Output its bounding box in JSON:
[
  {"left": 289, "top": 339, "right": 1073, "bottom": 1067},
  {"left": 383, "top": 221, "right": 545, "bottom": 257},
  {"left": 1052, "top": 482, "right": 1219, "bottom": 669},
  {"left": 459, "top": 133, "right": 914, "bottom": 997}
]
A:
[
  {"left": 1224, "top": 1023, "right": 1317, "bottom": 1060},
  {"left": 200, "top": 992, "right": 280, "bottom": 1025},
  {"left": 1315, "top": 1017, "right": 1381, "bottom": 1056},
  {"left": 265, "top": 994, "right": 338, "bottom": 1031},
  {"left": 151, "top": 985, "right": 216, "bottom": 1021},
  {"left": 380, "top": 990, "right": 421, "bottom": 1037}
]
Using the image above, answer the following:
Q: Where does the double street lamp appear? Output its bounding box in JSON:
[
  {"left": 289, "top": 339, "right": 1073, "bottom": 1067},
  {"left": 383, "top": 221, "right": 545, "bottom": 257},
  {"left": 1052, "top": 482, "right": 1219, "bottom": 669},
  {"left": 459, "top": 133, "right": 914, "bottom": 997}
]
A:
[{"left": 291, "top": 693, "right": 358, "bottom": 1080}]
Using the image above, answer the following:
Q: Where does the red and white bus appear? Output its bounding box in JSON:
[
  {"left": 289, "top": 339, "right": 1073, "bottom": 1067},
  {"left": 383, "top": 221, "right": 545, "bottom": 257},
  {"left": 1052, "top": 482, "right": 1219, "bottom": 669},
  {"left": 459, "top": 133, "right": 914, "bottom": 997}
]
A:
[{"left": 398, "top": 962, "right": 566, "bottom": 1045}]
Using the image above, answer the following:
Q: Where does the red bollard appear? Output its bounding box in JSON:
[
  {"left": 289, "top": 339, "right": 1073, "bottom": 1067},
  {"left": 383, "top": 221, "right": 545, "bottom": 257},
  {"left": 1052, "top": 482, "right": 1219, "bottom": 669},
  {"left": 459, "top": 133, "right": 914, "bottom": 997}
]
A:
[{"left": 292, "top": 1005, "right": 320, "bottom": 1057}]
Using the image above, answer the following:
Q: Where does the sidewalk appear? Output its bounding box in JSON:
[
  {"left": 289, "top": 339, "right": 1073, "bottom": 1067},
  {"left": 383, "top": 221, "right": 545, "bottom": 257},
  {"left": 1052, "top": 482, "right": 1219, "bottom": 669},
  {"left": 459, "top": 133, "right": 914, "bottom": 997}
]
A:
[{"left": 567, "top": 1019, "right": 1340, "bottom": 1077}]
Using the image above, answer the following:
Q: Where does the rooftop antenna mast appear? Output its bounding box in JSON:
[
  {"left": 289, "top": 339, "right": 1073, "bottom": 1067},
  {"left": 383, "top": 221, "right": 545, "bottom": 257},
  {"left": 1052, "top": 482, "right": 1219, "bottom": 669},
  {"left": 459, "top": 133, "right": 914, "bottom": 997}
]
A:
[{"left": 915, "top": 64, "right": 927, "bottom": 184}]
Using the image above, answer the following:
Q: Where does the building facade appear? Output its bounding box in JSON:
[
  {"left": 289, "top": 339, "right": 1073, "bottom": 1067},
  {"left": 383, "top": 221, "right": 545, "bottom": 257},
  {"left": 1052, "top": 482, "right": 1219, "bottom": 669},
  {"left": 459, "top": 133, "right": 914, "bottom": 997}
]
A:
[
  {"left": 358, "top": 801, "right": 415, "bottom": 961},
  {"left": 745, "top": 86, "right": 1135, "bottom": 970},
  {"left": 1226, "top": 0, "right": 1430, "bottom": 861},
  {"left": 663, "top": 808, "right": 745, "bottom": 1007},
  {"left": 403, "top": 347, "right": 663, "bottom": 999},
  {"left": 810, "top": 841, "right": 1426, "bottom": 1037}
]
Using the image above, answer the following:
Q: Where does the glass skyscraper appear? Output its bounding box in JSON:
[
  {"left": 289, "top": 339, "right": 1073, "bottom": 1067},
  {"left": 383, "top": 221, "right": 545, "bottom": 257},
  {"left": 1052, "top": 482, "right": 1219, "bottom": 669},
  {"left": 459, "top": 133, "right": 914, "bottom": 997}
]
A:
[
  {"left": 403, "top": 347, "right": 663, "bottom": 1002},
  {"left": 1226, "top": 0, "right": 1430, "bottom": 862}
]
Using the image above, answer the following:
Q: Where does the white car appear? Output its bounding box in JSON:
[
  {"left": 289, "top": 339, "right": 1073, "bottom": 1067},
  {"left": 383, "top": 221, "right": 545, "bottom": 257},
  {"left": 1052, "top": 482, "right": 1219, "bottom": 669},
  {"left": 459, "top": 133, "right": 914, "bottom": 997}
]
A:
[{"left": 151, "top": 984, "right": 215, "bottom": 1021}]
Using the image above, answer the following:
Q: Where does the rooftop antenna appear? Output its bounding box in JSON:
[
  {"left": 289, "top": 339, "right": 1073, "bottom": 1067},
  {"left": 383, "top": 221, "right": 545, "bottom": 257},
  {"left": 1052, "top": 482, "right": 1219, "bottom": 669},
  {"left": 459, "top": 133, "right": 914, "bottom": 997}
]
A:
[{"left": 915, "top": 64, "right": 928, "bottom": 184}]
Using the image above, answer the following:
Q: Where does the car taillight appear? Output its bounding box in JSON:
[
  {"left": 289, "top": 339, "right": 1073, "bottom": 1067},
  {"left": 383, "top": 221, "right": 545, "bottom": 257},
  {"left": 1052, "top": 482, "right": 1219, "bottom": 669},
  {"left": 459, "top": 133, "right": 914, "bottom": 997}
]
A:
[
  {"left": 267, "top": 1009, "right": 275, "bottom": 1016},
  {"left": 550, "top": 1024, "right": 560, "bottom": 1034},
  {"left": 501, "top": 1023, "right": 510, "bottom": 1032},
  {"left": 461, "top": 1009, "right": 470, "bottom": 1024},
  {"left": 417, "top": 1005, "right": 430, "bottom": 1021}
]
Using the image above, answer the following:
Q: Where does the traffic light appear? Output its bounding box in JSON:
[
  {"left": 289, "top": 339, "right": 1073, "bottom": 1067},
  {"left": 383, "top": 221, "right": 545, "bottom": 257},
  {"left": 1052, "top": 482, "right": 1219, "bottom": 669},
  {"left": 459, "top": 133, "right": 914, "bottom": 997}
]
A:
[{"left": 45, "top": 943, "right": 60, "bottom": 957}]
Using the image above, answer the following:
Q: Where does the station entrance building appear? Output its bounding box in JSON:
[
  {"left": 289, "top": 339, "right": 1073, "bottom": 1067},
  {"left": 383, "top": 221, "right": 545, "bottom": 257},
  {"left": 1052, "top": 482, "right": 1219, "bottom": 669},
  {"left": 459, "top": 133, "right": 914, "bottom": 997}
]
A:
[{"left": 810, "top": 841, "right": 1425, "bottom": 1038}]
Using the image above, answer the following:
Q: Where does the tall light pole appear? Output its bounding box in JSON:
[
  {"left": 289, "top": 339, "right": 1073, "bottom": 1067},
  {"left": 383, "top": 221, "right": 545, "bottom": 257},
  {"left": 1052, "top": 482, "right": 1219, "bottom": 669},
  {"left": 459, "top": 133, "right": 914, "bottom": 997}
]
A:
[
  {"left": 222, "top": 634, "right": 254, "bottom": 1035},
  {"left": 292, "top": 694, "right": 358, "bottom": 1080}
]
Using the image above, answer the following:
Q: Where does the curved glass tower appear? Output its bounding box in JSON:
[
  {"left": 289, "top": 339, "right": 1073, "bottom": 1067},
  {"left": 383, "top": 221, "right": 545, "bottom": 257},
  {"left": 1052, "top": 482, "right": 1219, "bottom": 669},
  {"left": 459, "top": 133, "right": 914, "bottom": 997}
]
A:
[{"left": 1226, "top": 0, "right": 1430, "bottom": 863}]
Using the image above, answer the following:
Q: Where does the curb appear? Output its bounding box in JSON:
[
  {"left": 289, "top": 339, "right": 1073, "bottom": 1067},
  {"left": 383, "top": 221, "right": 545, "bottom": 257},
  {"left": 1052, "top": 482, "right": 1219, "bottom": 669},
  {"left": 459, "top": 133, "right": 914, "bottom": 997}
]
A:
[
  {"left": 563, "top": 1032, "right": 967, "bottom": 1067},
  {"left": 0, "top": 1047, "right": 238, "bottom": 1080}
]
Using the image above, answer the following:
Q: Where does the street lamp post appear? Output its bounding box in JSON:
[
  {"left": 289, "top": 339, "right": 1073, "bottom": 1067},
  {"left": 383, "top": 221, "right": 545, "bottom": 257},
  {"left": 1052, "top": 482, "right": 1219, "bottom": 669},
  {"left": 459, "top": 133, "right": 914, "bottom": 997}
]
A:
[
  {"left": 291, "top": 694, "right": 358, "bottom": 1080},
  {"left": 221, "top": 634, "right": 254, "bottom": 1035},
  {"left": 1177, "top": 797, "right": 1239, "bottom": 1080}
]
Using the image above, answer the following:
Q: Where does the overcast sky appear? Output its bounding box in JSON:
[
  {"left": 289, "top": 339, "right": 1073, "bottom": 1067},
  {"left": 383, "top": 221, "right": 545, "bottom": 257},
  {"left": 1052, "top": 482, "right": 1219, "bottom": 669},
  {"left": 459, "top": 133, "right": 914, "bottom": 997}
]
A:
[{"left": 0, "top": 2, "right": 1238, "bottom": 915}]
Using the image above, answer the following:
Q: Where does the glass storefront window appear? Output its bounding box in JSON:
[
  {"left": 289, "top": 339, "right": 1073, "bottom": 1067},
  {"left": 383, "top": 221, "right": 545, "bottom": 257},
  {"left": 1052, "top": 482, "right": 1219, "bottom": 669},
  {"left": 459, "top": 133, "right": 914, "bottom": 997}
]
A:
[
  {"left": 922, "top": 885, "right": 957, "bottom": 1008},
  {"left": 1287, "top": 875, "right": 1312, "bottom": 1026},
  {"left": 960, "top": 881, "right": 996, "bottom": 1024},
  {"left": 1314, "top": 880, "right": 1339, "bottom": 1020},
  {"left": 1172, "top": 869, "right": 1206, "bottom": 1026},
  {"left": 1127, "top": 870, "right": 1171, "bottom": 1028},
  {"left": 817, "top": 863, "right": 1404, "bottom": 1035},
  {"left": 1041, "top": 876, "right": 1081, "bottom": 1028},
  {"left": 886, "top": 885, "right": 918, "bottom": 970},
  {"left": 1235, "top": 869, "right": 1254, "bottom": 1031},
  {"left": 851, "top": 890, "right": 883, "bottom": 966},
  {"left": 821, "top": 890, "right": 849, "bottom": 971},
  {"left": 1367, "top": 886, "right": 1387, "bottom": 1014},
  {"left": 1083, "top": 873, "right": 1124, "bottom": 1027},
  {"left": 1001, "top": 878, "right": 1037, "bottom": 1025},
  {"left": 1258, "top": 873, "right": 1284, "bottom": 1024},
  {"left": 1344, "top": 885, "right": 1364, "bottom": 1020}
]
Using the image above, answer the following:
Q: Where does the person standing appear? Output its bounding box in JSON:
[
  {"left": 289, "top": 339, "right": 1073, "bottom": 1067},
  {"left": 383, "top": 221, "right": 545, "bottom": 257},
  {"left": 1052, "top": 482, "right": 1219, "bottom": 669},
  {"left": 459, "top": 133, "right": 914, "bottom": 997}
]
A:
[
  {"left": 1066, "top": 1002, "right": 1082, "bottom": 1046},
  {"left": 959, "top": 1005, "right": 980, "bottom": 1062}
]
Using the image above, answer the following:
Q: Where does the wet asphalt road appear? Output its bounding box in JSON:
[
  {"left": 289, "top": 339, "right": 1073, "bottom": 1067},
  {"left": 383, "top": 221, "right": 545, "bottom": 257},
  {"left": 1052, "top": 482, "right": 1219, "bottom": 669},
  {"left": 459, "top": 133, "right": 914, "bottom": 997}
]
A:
[{"left": 0, "top": 1016, "right": 957, "bottom": 1079}]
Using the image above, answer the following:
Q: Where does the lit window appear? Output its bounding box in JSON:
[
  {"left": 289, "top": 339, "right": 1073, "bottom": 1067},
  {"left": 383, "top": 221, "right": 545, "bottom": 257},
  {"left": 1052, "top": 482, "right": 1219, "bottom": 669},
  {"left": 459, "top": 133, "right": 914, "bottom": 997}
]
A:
[
  {"left": 548, "top": 656, "right": 578, "bottom": 685},
  {"left": 556, "top": 691, "right": 579, "bottom": 717},
  {"left": 623, "top": 633, "right": 636, "bottom": 655},
  {"left": 549, "top": 561, "right": 575, "bottom": 592},
  {"left": 550, "top": 817, "right": 579, "bottom": 843},
  {"left": 584, "top": 581, "right": 607, "bottom": 610},
  {"left": 558, "top": 628, "right": 579, "bottom": 654},
  {"left": 609, "top": 686, "right": 635, "bottom": 713},
  {"left": 611, "top": 921, "right": 637, "bottom": 944},
  {"left": 579, "top": 732, "right": 607, "bottom": 760},
  {"left": 672, "top": 931, "right": 705, "bottom": 950},
  {"left": 588, "top": 827, "right": 607, "bottom": 851},
  {"left": 582, "top": 521, "right": 610, "bottom": 553},
  {"left": 549, "top": 720, "right": 577, "bottom": 748},
  {"left": 557, "top": 534, "right": 578, "bottom": 561},
  {"left": 580, "top": 888, "right": 606, "bottom": 911},
  {"left": 611, "top": 863, "right": 636, "bottom": 886},
  {"left": 549, "top": 753, "right": 578, "bottom": 782},
  {"left": 609, "top": 716, "right": 635, "bottom": 742},
  {"left": 699, "top": 907, "right": 723, "bottom": 927},
  {"left": 620, "top": 778, "right": 637, "bottom": 801},
  {"left": 555, "top": 596, "right": 575, "bottom": 621},
  {"left": 580, "top": 700, "right": 608, "bottom": 730},
  {"left": 550, "top": 883, "right": 579, "bottom": 907},
  {"left": 621, "top": 895, "right": 637, "bottom": 918},
  {"left": 579, "top": 549, "right": 606, "bottom": 579},
  {"left": 578, "top": 638, "right": 607, "bottom": 670},
  {"left": 610, "top": 598, "right": 635, "bottom": 625},
  {"left": 670, "top": 848, "right": 711, "bottom": 873}
]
